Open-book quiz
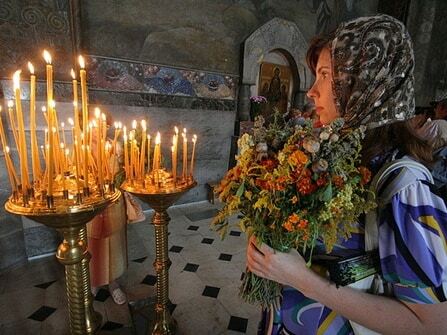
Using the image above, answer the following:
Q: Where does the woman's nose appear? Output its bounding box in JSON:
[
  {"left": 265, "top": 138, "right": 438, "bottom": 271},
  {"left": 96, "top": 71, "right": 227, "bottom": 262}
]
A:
[{"left": 307, "top": 82, "right": 319, "bottom": 100}]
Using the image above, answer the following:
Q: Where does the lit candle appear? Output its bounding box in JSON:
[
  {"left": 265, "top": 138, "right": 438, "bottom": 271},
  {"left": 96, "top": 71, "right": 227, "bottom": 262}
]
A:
[
  {"left": 171, "top": 145, "right": 175, "bottom": 180},
  {"left": 147, "top": 134, "right": 151, "bottom": 174},
  {"left": 129, "top": 130, "right": 135, "bottom": 181},
  {"left": 43, "top": 51, "right": 54, "bottom": 197},
  {"left": 140, "top": 120, "right": 146, "bottom": 179},
  {"left": 74, "top": 139, "right": 81, "bottom": 194},
  {"left": 4, "top": 146, "right": 19, "bottom": 192},
  {"left": 7, "top": 101, "right": 19, "bottom": 152},
  {"left": 94, "top": 108, "right": 103, "bottom": 188},
  {"left": 71, "top": 69, "right": 82, "bottom": 168},
  {"left": 153, "top": 132, "right": 161, "bottom": 171},
  {"left": 79, "top": 55, "right": 89, "bottom": 189},
  {"left": 182, "top": 129, "right": 187, "bottom": 179},
  {"left": 123, "top": 126, "right": 129, "bottom": 177},
  {"left": 0, "top": 108, "right": 18, "bottom": 190},
  {"left": 172, "top": 135, "right": 177, "bottom": 182},
  {"left": 173, "top": 126, "right": 178, "bottom": 182},
  {"left": 28, "top": 62, "right": 41, "bottom": 182},
  {"left": 190, "top": 134, "right": 197, "bottom": 178},
  {"left": 61, "top": 122, "right": 67, "bottom": 149},
  {"left": 42, "top": 106, "right": 48, "bottom": 124},
  {"left": 13, "top": 70, "right": 30, "bottom": 192}
]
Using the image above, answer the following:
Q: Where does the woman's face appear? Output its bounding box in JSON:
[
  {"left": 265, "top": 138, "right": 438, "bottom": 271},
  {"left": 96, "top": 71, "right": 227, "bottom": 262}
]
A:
[{"left": 307, "top": 48, "right": 339, "bottom": 125}]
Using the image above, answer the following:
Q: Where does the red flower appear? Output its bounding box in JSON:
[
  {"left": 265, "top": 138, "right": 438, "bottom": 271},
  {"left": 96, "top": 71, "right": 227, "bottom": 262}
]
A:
[
  {"left": 296, "top": 177, "right": 317, "bottom": 195},
  {"left": 261, "top": 158, "right": 278, "bottom": 171}
]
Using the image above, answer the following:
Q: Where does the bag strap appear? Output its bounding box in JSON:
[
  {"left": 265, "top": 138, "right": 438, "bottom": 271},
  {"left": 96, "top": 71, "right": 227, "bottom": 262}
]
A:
[{"left": 365, "top": 158, "right": 433, "bottom": 251}]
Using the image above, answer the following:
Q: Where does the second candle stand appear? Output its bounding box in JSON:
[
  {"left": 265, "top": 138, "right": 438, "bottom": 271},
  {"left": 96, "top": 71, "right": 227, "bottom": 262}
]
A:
[{"left": 121, "top": 125, "right": 197, "bottom": 334}]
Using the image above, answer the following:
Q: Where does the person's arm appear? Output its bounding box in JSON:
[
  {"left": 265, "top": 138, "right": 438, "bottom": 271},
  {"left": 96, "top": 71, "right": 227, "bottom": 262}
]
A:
[{"left": 247, "top": 237, "right": 447, "bottom": 334}]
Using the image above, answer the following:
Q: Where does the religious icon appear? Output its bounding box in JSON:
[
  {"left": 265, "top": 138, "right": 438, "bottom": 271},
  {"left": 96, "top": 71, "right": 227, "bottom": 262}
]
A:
[{"left": 258, "top": 62, "right": 291, "bottom": 118}]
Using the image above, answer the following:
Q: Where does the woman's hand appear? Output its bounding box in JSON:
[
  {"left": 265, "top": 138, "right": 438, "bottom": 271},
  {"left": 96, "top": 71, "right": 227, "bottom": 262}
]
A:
[{"left": 246, "top": 235, "right": 317, "bottom": 293}]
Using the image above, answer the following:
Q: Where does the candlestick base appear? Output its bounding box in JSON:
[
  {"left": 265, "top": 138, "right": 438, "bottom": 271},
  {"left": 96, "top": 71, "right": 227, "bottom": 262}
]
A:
[
  {"left": 5, "top": 189, "right": 121, "bottom": 335},
  {"left": 122, "top": 178, "right": 196, "bottom": 335}
]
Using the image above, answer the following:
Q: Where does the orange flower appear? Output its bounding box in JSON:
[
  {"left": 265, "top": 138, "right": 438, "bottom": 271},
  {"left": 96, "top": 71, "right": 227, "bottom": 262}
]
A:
[
  {"left": 358, "top": 166, "right": 372, "bottom": 185},
  {"left": 288, "top": 150, "right": 309, "bottom": 166},
  {"left": 297, "top": 219, "right": 308, "bottom": 229},
  {"left": 283, "top": 220, "right": 294, "bottom": 232},
  {"left": 288, "top": 213, "right": 300, "bottom": 224}
]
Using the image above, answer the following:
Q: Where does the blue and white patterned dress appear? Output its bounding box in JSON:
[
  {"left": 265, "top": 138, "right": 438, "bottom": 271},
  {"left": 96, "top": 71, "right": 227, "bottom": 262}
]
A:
[{"left": 261, "top": 158, "right": 447, "bottom": 334}]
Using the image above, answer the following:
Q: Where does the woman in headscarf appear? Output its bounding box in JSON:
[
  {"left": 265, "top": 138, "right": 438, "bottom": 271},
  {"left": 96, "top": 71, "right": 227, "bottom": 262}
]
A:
[{"left": 247, "top": 15, "right": 447, "bottom": 334}]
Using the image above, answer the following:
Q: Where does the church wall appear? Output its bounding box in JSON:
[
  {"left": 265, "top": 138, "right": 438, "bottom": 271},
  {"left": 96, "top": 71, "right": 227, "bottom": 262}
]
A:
[{"left": 0, "top": 0, "right": 403, "bottom": 270}]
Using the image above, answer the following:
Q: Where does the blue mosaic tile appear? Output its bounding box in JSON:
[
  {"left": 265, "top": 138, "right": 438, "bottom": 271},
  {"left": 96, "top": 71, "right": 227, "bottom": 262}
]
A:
[{"left": 88, "top": 56, "right": 237, "bottom": 100}]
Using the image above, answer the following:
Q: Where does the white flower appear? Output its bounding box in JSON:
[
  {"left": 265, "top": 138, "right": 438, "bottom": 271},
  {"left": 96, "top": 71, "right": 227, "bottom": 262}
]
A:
[
  {"left": 320, "top": 131, "right": 330, "bottom": 141},
  {"left": 312, "top": 159, "right": 328, "bottom": 173},
  {"left": 329, "top": 133, "right": 339, "bottom": 142},
  {"left": 303, "top": 137, "right": 320, "bottom": 153}
]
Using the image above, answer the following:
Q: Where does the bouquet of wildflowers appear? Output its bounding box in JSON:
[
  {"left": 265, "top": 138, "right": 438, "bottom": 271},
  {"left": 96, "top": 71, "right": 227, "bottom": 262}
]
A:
[{"left": 212, "top": 112, "right": 376, "bottom": 306}]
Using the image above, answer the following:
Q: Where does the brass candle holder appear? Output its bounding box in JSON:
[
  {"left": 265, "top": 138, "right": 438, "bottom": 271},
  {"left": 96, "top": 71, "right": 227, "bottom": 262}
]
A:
[
  {"left": 122, "top": 171, "right": 196, "bottom": 335},
  {"left": 1, "top": 51, "right": 125, "bottom": 335},
  {"left": 5, "top": 181, "right": 121, "bottom": 335}
]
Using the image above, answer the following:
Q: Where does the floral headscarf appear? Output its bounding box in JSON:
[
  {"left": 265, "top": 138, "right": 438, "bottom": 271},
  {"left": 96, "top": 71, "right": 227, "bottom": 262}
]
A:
[{"left": 331, "top": 14, "right": 415, "bottom": 128}]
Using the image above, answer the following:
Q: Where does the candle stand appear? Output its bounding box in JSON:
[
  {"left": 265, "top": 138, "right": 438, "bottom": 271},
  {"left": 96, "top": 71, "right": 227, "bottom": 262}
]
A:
[
  {"left": 122, "top": 172, "right": 196, "bottom": 335},
  {"left": 5, "top": 187, "right": 121, "bottom": 335}
]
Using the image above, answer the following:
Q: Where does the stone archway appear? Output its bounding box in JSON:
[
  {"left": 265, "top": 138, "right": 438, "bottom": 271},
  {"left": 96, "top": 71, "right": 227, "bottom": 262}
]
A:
[{"left": 239, "top": 18, "right": 311, "bottom": 120}]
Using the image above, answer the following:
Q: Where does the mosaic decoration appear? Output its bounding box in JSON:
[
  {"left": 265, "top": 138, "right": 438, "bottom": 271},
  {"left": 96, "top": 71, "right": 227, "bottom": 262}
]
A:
[
  {"left": 88, "top": 56, "right": 237, "bottom": 100},
  {"left": 0, "top": 0, "right": 72, "bottom": 80}
]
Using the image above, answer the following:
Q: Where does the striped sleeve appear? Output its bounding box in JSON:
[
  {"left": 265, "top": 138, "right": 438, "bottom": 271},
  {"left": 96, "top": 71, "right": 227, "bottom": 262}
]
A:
[{"left": 378, "top": 180, "right": 447, "bottom": 303}]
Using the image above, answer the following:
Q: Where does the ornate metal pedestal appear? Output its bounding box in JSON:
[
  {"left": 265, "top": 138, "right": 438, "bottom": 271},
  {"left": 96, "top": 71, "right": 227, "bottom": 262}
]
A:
[
  {"left": 123, "top": 179, "right": 196, "bottom": 335},
  {"left": 5, "top": 190, "right": 121, "bottom": 335}
]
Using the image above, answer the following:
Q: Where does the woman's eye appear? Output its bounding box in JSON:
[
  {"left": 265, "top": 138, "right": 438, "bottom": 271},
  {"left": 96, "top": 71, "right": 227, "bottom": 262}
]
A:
[{"left": 321, "top": 72, "right": 329, "bottom": 79}]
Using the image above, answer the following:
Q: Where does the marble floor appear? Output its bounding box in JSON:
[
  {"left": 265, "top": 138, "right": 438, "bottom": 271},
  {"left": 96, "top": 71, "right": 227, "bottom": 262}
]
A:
[{"left": 0, "top": 201, "right": 262, "bottom": 334}]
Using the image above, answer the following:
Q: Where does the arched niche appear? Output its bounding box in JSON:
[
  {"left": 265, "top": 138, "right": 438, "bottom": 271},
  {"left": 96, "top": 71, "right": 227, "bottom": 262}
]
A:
[{"left": 239, "top": 18, "right": 311, "bottom": 120}]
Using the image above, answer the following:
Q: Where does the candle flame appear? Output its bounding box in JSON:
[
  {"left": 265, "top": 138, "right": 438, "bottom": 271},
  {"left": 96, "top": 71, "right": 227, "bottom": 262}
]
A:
[
  {"left": 156, "top": 132, "right": 161, "bottom": 144},
  {"left": 50, "top": 100, "right": 56, "bottom": 108},
  {"left": 105, "top": 142, "right": 111, "bottom": 150},
  {"left": 129, "top": 131, "right": 134, "bottom": 140},
  {"left": 43, "top": 50, "right": 52, "bottom": 64},
  {"left": 94, "top": 107, "right": 101, "bottom": 119},
  {"left": 60, "top": 143, "right": 64, "bottom": 149},
  {"left": 123, "top": 134, "right": 128, "bottom": 141},
  {"left": 141, "top": 120, "right": 147, "bottom": 131},
  {"left": 7, "top": 100, "right": 13, "bottom": 108},
  {"left": 132, "top": 120, "right": 137, "bottom": 129},
  {"left": 5, "top": 146, "right": 10, "bottom": 153},
  {"left": 0, "top": 106, "right": 2, "bottom": 113},
  {"left": 172, "top": 135, "right": 175, "bottom": 144},
  {"left": 183, "top": 128, "right": 187, "bottom": 133},
  {"left": 171, "top": 146, "right": 174, "bottom": 152},
  {"left": 193, "top": 134, "right": 197, "bottom": 141},
  {"left": 13, "top": 70, "right": 21, "bottom": 90},
  {"left": 101, "top": 113, "right": 106, "bottom": 121},
  {"left": 147, "top": 134, "right": 151, "bottom": 140},
  {"left": 118, "top": 121, "right": 122, "bottom": 129},
  {"left": 28, "top": 62, "right": 34, "bottom": 74},
  {"left": 42, "top": 106, "right": 46, "bottom": 112},
  {"left": 114, "top": 121, "right": 118, "bottom": 128},
  {"left": 73, "top": 100, "right": 78, "bottom": 107},
  {"left": 65, "top": 148, "right": 69, "bottom": 155},
  {"left": 61, "top": 122, "right": 65, "bottom": 128},
  {"left": 71, "top": 69, "right": 76, "bottom": 79},
  {"left": 68, "top": 118, "right": 74, "bottom": 126},
  {"left": 52, "top": 127, "right": 57, "bottom": 133},
  {"left": 123, "top": 126, "right": 127, "bottom": 135},
  {"left": 78, "top": 55, "right": 85, "bottom": 69},
  {"left": 174, "top": 126, "right": 179, "bottom": 134}
]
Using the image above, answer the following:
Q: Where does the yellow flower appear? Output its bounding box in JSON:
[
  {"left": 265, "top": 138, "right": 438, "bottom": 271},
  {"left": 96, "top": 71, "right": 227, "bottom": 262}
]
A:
[{"left": 291, "top": 196, "right": 299, "bottom": 204}]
